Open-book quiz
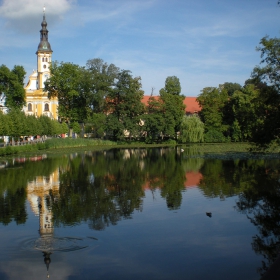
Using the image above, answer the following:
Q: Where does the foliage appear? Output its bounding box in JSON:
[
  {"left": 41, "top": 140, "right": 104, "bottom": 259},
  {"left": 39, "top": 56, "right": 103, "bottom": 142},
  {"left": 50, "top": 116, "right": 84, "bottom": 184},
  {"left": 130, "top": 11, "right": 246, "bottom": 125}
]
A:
[
  {"left": 252, "top": 36, "right": 280, "bottom": 92},
  {"left": 197, "top": 86, "right": 228, "bottom": 135},
  {"left": 85, "top": 113, "right": 106, "bottom": 138},
  {"left": 204, "top": 129, "right": 228, "bottom": 143},
  {"left": 179, "top": 115, "right": 204, "bottom": 143},
  {"left": 159, "top": 76, "right": 186, "bottom": 139},
  {"left": 231, "top": 84, "right": 260, "bottom": 141},
  {"left": 249, "top": 36, "right": 280, "bottom": 146},
  {"left": 71, "top": 121, "right": 81, "bottom": 134},
  {"left": 85, "top": 58, "right": 119, "bottom": 113},
  {"left": 105, "top": 70, "right": 145, "bottom": 141},
  {"left": 0, "top": 64, "right": 26, "bottom": 110},
  {"left": 45, "top": 62, "right": 89, "bottom": 124},
  {"left": 143, "top": 96, "right": 165, "bottom": 143}
]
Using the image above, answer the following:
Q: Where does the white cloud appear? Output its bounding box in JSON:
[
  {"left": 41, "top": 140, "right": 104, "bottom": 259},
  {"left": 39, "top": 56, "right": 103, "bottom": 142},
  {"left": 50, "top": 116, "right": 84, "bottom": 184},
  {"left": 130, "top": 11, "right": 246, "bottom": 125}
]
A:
[{"left": 0, "top": 0, "right": 75, "bottom": 33}]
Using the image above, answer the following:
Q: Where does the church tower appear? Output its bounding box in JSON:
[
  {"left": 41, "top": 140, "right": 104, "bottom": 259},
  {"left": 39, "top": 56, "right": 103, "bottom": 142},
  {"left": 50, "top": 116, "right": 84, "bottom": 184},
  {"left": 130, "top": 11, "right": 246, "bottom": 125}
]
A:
[
  {"left": 36, "top": 7, "right": 52, "bottom": 90},
  {"left": 24, "top": 7, "right": 58, "bottom": 120}
]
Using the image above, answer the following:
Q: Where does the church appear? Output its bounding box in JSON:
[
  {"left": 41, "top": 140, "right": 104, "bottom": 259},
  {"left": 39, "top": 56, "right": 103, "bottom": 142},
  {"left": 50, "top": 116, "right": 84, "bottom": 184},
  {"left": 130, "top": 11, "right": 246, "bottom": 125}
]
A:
[{"left": 23, "top": 8, "right": 58, "bottom": 120}]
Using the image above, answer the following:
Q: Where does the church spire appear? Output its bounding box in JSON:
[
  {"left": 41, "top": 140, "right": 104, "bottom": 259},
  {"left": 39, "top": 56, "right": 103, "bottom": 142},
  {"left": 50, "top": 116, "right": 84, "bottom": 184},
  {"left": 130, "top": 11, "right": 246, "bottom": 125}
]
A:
[{"left": 37, "top": 6, "right": 52, "bottom": 53}]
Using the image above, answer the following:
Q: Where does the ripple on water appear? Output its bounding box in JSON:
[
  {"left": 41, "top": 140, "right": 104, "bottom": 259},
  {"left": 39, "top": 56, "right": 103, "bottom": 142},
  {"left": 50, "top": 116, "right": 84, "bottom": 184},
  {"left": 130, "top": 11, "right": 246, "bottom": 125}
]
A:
[{"left": 21, "top": 236, "right": 98, "bottom": 253}]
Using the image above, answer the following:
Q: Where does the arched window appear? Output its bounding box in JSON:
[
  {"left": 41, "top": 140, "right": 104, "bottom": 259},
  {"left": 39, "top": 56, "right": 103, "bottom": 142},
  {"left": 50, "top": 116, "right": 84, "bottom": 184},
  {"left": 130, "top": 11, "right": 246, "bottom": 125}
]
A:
[
  {"left": 28, "top": 103, "right": 32, "bottom": 111},
  {"left": 44, "top": 103, "right": 49, "bottom": 111}
]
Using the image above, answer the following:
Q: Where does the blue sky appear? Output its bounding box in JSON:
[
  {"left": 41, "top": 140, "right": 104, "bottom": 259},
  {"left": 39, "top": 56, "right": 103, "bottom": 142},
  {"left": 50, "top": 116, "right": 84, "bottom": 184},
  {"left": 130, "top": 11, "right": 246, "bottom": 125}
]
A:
[{"left": 0, "top": 0, "right": 280, "bottom": 96}]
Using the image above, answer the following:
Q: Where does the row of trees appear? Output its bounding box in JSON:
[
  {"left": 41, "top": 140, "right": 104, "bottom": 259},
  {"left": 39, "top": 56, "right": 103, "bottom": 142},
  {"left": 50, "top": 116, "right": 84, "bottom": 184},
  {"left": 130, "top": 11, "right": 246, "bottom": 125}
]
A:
[
  {"left": 44, "top": 59, "right": 194, "bottom": 142},
  {"left": 0, "top": 110, "right": 69, "bottom": 140},
  {"left": 197, "top": 36, "right": 280, "bottom": 145}
]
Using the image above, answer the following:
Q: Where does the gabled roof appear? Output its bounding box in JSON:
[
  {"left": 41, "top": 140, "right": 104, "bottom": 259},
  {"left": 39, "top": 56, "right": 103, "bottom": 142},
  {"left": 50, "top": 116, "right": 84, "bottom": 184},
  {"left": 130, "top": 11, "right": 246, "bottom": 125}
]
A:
[{"left": 141, "top": 96, "right": 201, "bottom": 114}]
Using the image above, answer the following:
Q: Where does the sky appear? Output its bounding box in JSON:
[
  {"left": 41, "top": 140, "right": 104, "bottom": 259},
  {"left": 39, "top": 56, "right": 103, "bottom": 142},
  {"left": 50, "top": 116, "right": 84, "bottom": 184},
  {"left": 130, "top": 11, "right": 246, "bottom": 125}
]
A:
[{"left": 0, "top": 0, "right": 280, "bottom": 97}]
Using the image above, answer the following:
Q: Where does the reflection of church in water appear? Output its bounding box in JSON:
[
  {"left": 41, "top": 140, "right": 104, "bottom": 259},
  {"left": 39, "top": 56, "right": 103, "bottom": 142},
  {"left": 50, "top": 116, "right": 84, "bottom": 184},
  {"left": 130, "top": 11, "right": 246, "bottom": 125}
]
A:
[{"left": 27, "top": 168, "right": 60, "bottom": 278}]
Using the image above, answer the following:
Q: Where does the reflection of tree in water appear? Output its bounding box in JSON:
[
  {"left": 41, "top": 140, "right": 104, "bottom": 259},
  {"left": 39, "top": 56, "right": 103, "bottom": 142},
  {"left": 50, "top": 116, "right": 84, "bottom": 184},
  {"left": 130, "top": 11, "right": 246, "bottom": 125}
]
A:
[
  {"left": 145, "top": 148, "right": 186, "bottom": 210},
  {"left": 198, "top": 158, "right": 266, "bottom": 199},
  {"left": 52, "top": 149, "right": 146, "bottom": 230},
  {"left": 235, "top": 164, "right": 280, "bottom": 277},
  {"left": 195, "top": 156, "right": 280, "bottom": 276},
  {"left": 0, "top": 187, "right": 27, "bottom": 225},
  {"left": 52, "top": 148, "right": 189, "bottom": 230}
]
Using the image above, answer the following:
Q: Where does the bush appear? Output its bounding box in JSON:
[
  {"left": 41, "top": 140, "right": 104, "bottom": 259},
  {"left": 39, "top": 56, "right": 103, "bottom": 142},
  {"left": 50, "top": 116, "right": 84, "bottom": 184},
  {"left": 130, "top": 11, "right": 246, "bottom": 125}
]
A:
[{"left": 204, "top": 130, "right": 227, "bottom": 143}]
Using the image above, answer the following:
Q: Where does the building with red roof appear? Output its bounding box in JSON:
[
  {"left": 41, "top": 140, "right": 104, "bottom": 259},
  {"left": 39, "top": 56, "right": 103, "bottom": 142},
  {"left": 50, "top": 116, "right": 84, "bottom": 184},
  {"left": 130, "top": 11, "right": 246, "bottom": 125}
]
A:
[{"left": 141, "top": 96, "right": 201, "bottom": 114}]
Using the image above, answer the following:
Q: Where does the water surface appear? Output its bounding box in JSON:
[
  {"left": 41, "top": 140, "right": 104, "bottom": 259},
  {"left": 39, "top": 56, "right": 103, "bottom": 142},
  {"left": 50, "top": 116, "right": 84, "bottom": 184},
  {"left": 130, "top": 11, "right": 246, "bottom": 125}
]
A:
[{"left": 0, "top": 147, "right": 279, "bottom": 279}]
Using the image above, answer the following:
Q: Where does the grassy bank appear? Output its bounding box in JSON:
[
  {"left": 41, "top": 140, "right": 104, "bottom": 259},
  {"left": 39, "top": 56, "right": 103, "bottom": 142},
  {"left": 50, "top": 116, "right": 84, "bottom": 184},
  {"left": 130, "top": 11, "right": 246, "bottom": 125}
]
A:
[
  {"left": 0, "top": 138, "right": 117, "bottom": 156},
  {"left": 0, "top": 138, "right": 271, "bottom": 158}
]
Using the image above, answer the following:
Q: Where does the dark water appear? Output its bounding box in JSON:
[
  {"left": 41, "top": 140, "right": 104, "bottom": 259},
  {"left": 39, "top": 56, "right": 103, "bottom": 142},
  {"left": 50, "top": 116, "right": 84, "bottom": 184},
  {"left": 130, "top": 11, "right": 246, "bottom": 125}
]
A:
[{"left": 0, "top": 147, "right": 280, "bottom": 280}]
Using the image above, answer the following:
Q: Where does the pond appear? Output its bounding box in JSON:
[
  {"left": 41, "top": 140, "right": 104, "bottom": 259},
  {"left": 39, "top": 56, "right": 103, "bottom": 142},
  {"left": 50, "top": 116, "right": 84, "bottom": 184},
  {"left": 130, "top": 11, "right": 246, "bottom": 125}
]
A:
[{"left": 0, "top": 147, "right": 280, "bottom": 280}]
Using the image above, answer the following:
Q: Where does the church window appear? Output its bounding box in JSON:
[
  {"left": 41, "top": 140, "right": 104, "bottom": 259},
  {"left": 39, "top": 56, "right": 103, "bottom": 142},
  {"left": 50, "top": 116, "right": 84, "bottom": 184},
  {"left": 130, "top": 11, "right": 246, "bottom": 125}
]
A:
[
  {"left": 28, "top": 103, "right": 32, "bottom": 111},
  {"left": 44, "top": 103, "right": 49, "bottom": 111}
]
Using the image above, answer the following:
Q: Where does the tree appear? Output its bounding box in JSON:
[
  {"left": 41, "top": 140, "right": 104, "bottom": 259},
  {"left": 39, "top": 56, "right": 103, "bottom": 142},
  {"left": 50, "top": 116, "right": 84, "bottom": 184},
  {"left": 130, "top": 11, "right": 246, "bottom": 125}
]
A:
[
  {"left": 179, "top": 115, "right": 204, "bottom": 143},
  {"left": 222, "top": 82, "right": 242, "bottom": 96},
  {"left": 85, "top": 58, "right": 119, "bottom": 114},
  {"left": 0, "top": 65, "right": 26, "bottom": 110},
  {"left": 85, "top": 113, "right": 106, "bottom": 138},
  {"left": 252, "top": 36, "right": 280, "bottom": 92},
  {"left": 197, "top": 86, "right": 228, "bottom": 142},
  {"left": 231, "top": 84, "right": 260, "bottom": 141},
  {"left": 143, "top": 96, "right": 165, "bottom": 143},
  {"left": 8, "top": 109, "right": 27, "bottom": 138},
  {"left": 26, "top": 115, "right": 43, "bottom": 136},
  {"left": 45, "top": 62, "right": 89, "bottom": 125},
  {"left": 249, "top": 36, "right": 280, "bottom": 146},
  {"left": 159, "top": 76, "right": 185, "bottom": 139},
  {"left": 163, "top": 76, "right": 181, "bottom": 95},
  {"left": 0, "top": 112, "right": 11, "bottom": 136},
  {"left": 105, "top": 70, "right": 145, "bottom": 141}
]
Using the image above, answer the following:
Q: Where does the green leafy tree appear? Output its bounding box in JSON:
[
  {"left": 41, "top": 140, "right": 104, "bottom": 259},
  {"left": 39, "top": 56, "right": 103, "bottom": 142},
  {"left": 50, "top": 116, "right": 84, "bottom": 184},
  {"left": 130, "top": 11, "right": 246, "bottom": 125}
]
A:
[
  {"left": 45, "top": 62, "right": 89, "bottom": 125},
  {"left": 85, "top": 113, "right": 106, "bottom": 138},
  {"left": 249, "top": 36, "right": 280, "bottom": 146},
  {"left": 197, "top": 86, "right": 228, "bottom": 142},
  {"left": 163, "top": 76, "right": 181, "bottom": 95},
  {"left": 143, "top": 96, "right": 165, "bottom": 143},
  {"left": 159, "top": 76, "right": 185, "bottom": 139},
  {"left": 252, "top": 36, "right": 280, "bottom": 92},
  {"left": 179, "top": 115, "right": 204, "bottom": 143},
  {"left": 231, "top": 84, "right": 260, "bottom": 141},
  {"left": 0, "top": 65, "right": 26, "bottom": 110},
  {"left": 105, "top": 70, "right": 145, "bottom": 141},
  {"left": 0, "top": 112, "right": 11, "bottom": 136},
  {"left": 8, "top": 109, "right": 27, "bottom": 138},
  {"left": 86, "top": 58, "right": 119, "bottom": 113},
  {"left": 71, "top": 121, "right": 81, "bottom": 135},
  {"left": 26, "top": 115, "right": 43, "bottom": 136}
]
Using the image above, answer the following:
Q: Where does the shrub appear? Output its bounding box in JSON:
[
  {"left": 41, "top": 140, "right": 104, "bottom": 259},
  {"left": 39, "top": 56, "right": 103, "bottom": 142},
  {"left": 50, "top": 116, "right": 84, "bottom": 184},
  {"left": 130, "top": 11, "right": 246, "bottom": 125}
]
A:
[{"left": 204, "top": 130, "right": 227, "bottom": 143}]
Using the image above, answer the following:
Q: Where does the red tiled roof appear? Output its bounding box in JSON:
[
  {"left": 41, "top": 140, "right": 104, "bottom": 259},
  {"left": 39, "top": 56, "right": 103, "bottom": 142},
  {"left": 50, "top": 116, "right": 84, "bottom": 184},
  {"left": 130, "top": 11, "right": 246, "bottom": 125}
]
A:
[{"left": 141, "top": 96, "right": 201, "bottom": 114}]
